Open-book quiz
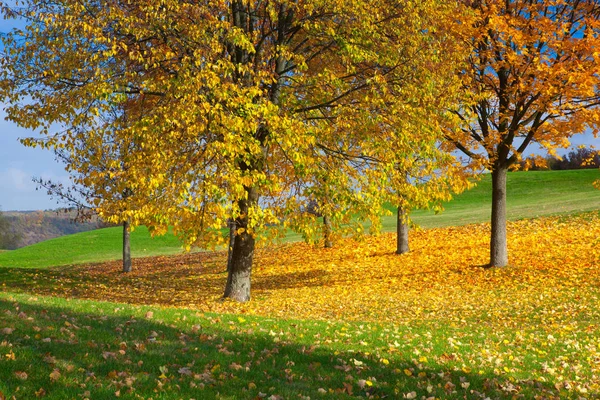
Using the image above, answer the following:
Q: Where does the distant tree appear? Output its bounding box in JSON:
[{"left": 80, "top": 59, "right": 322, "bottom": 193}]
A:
[
  {"left": 0, "top": 209, "right": 21, "bottom": 250},
  {"left": 34, "top": 117, "right": 140, "bottom": 273},
  {"left": 564, "top": 147, "right": 600, "bottom": 170},
  {"left": 518, "top": 147, "right": 600, "bottom": 171}
]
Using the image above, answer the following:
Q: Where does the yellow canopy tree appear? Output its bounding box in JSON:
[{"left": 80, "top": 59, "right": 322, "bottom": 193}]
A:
[
  {"left": 1, "top": 0, "right": 467, "bottom": 301},
  {"left": 447, "top": 0, "right": 600, "bottom": 267}
]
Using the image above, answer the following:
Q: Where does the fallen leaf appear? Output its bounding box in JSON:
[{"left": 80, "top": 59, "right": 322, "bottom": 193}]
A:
[{"left": 49, "top": 369, "right": 61, "bottom": 381}]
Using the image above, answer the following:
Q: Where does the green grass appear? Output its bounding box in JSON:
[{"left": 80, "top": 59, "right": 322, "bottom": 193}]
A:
[
  {"left": 382, "top": 169, "right": 600, "bottom": 230},
  {"left": 1, "top": 291, "right": 594, "bottom": 399},
  {"left": 0, "top": 226, "right": 185, "bottom": 269},
  {"left": 1, "top": 169, "right": 598, "bottom": 269}
]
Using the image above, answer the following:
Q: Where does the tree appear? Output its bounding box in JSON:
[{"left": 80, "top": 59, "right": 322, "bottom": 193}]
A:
[
  {"left": 447, "top": 0, "right": 600, "bottom": 267},
  {"left": 371, "top": 123, "right": 472, "bottom": 255},
  {"left": 32, "top": 102, "right": 147, "bottom": 273},
  {"left": 0, "top": 209, "right": 21, "bottom": 250},
  {"left": 1, "top": 0, "right": 467, "bottom": 301}
]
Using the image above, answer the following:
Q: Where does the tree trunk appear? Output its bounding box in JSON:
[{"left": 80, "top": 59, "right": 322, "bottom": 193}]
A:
[
  {"left": 490, "top": 165, "right": 508, "bottom": 267},
  {"left": 226, "top": 219, "right": 236, "bottom": 272},
  {"left": 122, "top": 220, "right": 131, "bottom": 273},
  {"left": 396, "top": 206, "right": 409, "bottom": 254},
  {"left": 223, "top": 186, "right": 258, "bottom": 302},
  {"left": 323, "top": 215, "right": 333, "bottom": 248}
]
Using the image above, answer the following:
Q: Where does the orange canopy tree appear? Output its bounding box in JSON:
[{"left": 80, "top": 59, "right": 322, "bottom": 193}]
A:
[
  {"left": 1, "top": 0, "right": 466, "bottom": 301},
  {"left": 447, "top": 0, "right": 600, "bottom": 267}
]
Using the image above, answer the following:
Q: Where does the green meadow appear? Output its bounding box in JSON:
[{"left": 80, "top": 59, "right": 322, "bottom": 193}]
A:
[{"left": 0, "top": 169, "right": 599, "bottom": 399}]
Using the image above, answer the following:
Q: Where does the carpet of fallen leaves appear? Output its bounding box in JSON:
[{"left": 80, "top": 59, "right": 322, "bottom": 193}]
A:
[{"left": 6, "top": 212, "right": 600, "bottom": 328}]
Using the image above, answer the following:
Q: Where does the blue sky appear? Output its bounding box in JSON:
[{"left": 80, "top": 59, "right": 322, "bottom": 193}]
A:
[{"left": 0, "top": 109, "right": 71, "bottom": 211}]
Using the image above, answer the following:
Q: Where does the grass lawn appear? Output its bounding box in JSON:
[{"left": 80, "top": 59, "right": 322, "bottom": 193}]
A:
[
  {"left": 0, "top": 226, "right": 185, "bottom": 269},
  {"left": 383, "top": 168, "right": 600, "bottom": 229},
  {"left": 0, "top": 169, "right": 598, "bottom": 269}
]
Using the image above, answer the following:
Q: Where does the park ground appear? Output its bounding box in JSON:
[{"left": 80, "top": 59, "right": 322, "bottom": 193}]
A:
[{"left": 0, "top": 169, "right": 599, "bottom": 399}]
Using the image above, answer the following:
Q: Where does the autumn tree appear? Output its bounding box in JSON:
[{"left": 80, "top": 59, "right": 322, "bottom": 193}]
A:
[
  {"left": 447, "top": 0, "right": 600, "bottom": 267},
  {"left": 1, "top": 0, "right": 467, "bottom": 301},
  {"left": 33, "top": 125, "right": 139, "bottom": 273},
  {"left": 385, "top": 150, "right": 470, "bottom": 255},
  {"left": 365, "top": 55, "right": 473, "bottom": 255}
]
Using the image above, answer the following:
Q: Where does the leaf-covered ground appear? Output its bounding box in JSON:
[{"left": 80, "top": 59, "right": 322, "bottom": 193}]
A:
[
  {"left": 1, "top": 212, "right": 600, "bottom": 399},
  {"left": 3, "top": 213, "right": 599, "bottom": 325}
]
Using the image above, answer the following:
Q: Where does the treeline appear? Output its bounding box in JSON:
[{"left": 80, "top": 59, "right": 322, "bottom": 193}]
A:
[
  {"left": 519, "top": 147, "right": 600, "bottom": 171},
  {"left": 0, "top": 209, "right": 104, "bottom": 250}
]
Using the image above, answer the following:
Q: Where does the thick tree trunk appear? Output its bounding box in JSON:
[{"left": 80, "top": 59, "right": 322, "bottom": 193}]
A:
[
  {"left": 396, "top": 206, "right": 409, "bottom": 255},
  {"left": 490, "top": 166, "right": 508, "bottom": 267},
  {"left": 122, "top": 220, "right": 131, "bottom": 273},
  {"left": 223, "top": 187, "right": 258, "bottom": 302},
  {"left": 323, "top": 215, "right": 333, "bottom": 248}
]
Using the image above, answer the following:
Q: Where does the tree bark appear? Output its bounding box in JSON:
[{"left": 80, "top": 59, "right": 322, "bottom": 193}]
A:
[
  {"left": 396, "top": 206, "right": 409, "bottom": 255},
  {"left": 223, "top": 186, "right": 258, "bottom": 302},
  {"left": 323, "top": 215, "right": 333, "bottom": 248},
  {"left": 226, "top": 219, "right": 236, "bottom": 272},
  {"left": 490, "top": 165, "right": 508, "bottom": 267},
  {"left": 122, "top": 220, "right": 131, "bottom": 273}
]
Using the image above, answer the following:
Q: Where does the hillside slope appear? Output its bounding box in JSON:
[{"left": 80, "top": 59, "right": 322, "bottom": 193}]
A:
[{"left": 383, "top": 169, "right": 600, "bottom": 230}]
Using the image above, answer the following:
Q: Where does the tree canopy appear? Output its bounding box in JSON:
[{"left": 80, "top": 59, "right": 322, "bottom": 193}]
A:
[
  {"left": 1, "top": 0, "right": 469, "bottom": 300},
  {"left": 446, "top": 0, "right": 600, "bottom": 266}
]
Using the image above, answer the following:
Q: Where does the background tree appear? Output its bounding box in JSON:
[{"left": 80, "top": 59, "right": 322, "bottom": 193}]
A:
[
  {"left": 30, "top": 99, "right": 149, "bottom": 273},
  {"left": 1, "top": 0, "right": 468, "bottom": 301},
  {"left": 33, "top": 130, "right": 139, "bottom": 272},
  {"left": 518, "top": 146, "right": 600, "bottom": 171},
  {"left": 447, "top": 0, "right": 600, "bottom": 267},
  {"left": 0, "top": 209, "right": 21, "bottom": 250}
]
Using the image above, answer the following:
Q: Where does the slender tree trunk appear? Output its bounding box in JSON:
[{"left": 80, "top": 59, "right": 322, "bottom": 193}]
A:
[
  {"left": 226, "top": 219, "right": 236, "bottom": 273},
  {"left": 223, "top": 186, "right": 258, "bottom": 302},
  {"left": 323, "top": 215, "right": 333, "bottom": 248},
  {"left": 396, "top": 206, "right": 409, "bottom": 254},
  {"left": 490, "top": 166, "right": 508, "bottom": 267},
  {"left": 122, "top": 220, "right": 131, "bottom": 273}
]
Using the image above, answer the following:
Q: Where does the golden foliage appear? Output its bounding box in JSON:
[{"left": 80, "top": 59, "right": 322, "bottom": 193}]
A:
[
  {"left": 20, "top": 212, "right": 600, "bottom": 326},
  {"left": 0, "top": 0, "right": 468, "bottom": 249}
]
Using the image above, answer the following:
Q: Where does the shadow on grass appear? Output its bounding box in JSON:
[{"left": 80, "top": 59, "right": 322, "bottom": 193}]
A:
[
  {"left": 0, "top": 297, "right": 561, "bottom": 400},
  {"left": 0, "top": 248, "right": 337, "bottom": 306}
]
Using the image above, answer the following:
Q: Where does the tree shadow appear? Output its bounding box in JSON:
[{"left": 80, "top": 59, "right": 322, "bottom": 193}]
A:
[
  {"left": 469, "top": 263, "right": 494, "bottom": 269},
  {"left": 0, "top": 297, "right": 567, "bottom": 400}
]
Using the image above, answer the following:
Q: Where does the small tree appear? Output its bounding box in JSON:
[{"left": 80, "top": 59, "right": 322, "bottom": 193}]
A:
[{"left": 33, "top": 121, "right": 140, "bottom": 273}]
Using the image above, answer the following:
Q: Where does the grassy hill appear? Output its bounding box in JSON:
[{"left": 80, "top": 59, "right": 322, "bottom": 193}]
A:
[
  {"left": 383, "top": 168, "right": 600, "bottom": 230},
  {"left": 0, "top": 170, "right": 599, "bottom": 399},
  {"left": 0, "top": 226, "right": 184, "bottom": 269},
  {"left": 0, "top": 169, "right": 598, "bottom": 269},
  {"left": 1, "top": 212, "right": 599, "bottom": 399}
]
